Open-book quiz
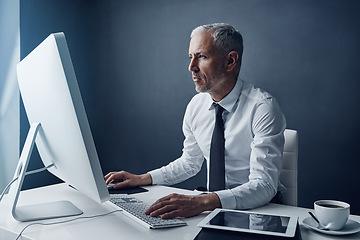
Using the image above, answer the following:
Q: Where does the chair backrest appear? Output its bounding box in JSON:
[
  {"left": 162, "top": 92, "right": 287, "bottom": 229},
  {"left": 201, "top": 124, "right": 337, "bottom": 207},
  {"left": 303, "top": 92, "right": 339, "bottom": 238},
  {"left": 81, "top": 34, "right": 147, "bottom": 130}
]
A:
[{"left": 280, "top": 129, "right": 298, "bottom": 206}]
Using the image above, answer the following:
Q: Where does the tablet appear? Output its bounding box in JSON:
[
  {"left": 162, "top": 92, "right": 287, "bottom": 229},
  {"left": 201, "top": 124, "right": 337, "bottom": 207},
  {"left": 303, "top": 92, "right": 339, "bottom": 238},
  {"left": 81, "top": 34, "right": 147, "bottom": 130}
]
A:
[{"left": 198, "top": 209, "right": 298, "bottom": 237}]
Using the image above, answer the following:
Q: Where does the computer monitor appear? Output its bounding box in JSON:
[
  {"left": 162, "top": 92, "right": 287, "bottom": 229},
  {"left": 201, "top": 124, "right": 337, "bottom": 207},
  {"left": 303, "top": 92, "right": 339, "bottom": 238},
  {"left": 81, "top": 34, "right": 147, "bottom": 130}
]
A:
[{"left": 13, "top": 32, "right": 110, "bottom": 222}]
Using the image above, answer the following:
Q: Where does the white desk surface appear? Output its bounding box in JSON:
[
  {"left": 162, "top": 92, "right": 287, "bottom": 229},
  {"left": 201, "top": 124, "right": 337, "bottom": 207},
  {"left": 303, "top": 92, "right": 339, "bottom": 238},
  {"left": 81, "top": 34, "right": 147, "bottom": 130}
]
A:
[{"left": 1, "top": 183, "right": 359, "bottom": 240}]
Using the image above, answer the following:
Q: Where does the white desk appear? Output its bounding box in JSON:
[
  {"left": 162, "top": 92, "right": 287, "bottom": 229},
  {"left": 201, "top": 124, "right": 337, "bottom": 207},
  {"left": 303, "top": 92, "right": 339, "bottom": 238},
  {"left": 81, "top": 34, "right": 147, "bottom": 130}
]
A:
[{"left": 0, "top": 183, "right": 359, "bottom": 240}]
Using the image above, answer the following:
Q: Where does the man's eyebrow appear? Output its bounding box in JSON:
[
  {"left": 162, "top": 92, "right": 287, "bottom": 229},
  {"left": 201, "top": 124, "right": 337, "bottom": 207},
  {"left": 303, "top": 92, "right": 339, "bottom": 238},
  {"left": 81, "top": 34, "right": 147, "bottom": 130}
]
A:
[{"left": 189, "top": 51, "right": 208, "bottom": 56}]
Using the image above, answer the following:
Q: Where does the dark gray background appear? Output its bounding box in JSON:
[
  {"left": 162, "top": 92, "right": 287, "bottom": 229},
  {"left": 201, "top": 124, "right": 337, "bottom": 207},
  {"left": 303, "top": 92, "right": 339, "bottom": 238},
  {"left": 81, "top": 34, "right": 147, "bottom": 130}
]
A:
[{"left": 19, "top": 0, "right": 360, "bottom": 214}]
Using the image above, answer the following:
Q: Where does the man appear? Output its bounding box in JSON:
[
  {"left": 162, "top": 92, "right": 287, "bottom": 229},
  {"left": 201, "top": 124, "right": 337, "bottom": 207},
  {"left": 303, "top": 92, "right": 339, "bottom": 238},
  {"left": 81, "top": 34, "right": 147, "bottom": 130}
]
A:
[{"left": 105, "top": 23, "right": 286, "bottom": 219}]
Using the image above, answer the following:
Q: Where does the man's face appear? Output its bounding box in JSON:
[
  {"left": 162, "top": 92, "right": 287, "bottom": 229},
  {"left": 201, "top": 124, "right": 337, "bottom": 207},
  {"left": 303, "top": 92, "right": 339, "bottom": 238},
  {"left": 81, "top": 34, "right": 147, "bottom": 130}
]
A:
[{"left": 188, "top": 31, "right": 226, "bottom": 95}]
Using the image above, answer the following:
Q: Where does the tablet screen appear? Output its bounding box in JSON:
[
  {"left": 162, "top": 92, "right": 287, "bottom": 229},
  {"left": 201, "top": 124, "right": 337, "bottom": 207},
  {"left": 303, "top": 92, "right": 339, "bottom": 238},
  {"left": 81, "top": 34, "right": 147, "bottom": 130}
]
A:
[
  {"left": 209, "top": 211, "right": 289, "bottom": 233},
  {"left": 198, "top": 209, "right": 298, "bottom": 237}
]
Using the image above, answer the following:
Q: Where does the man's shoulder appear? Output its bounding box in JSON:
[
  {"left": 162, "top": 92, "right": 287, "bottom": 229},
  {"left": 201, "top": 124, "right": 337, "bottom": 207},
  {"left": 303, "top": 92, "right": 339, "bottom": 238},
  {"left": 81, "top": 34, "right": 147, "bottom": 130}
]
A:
[
  {"left": 184, "top": 93, "right": 212, "bottom": 117},
  {"left": 241, "top": 81, "right": 275, "bottom": 102},
  {"left": 240, "top": 81, "right": 284, "bottom": 121},
  {"left": 188, "top": 92, "right": 211, "bottom": 106}
]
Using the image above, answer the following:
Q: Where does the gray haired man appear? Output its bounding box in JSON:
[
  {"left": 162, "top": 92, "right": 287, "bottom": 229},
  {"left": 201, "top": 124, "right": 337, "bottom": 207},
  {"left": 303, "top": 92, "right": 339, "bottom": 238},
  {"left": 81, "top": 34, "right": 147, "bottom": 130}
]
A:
[{"left": 105, "top": 23, "right": 286, "bottom": 219}]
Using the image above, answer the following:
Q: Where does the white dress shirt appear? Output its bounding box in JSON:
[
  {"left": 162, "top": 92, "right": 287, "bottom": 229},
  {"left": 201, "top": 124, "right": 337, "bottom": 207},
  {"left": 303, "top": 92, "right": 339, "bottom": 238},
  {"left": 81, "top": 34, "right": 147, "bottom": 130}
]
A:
[{"left": 149, "top": 80, "right": 286, "bottom": 210}]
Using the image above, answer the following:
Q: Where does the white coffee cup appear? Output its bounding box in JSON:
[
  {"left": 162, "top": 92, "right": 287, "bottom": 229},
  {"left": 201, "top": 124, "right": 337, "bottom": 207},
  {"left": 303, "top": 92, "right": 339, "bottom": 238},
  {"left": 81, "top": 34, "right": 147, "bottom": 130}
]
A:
[{"left": 314, "top": 200, "right": 350, "bottom": 231}]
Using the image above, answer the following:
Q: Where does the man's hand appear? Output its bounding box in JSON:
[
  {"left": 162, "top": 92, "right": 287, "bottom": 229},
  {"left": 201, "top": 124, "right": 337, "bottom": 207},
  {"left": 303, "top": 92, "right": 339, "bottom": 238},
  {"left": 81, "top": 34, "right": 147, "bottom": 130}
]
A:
[
  {"left": 104, "top": 171, "right": 152, "bottom": 189},
  {"left": 145, "top": 193, "right": 222, "bottom": 219}
]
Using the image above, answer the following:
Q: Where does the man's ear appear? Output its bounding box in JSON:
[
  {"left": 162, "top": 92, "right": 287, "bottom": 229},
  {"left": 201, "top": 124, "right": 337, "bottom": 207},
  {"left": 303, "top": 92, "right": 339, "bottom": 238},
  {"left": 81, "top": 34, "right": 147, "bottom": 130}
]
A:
[{"left": 225, "top": 51, "right": 239, "bottom": 72}]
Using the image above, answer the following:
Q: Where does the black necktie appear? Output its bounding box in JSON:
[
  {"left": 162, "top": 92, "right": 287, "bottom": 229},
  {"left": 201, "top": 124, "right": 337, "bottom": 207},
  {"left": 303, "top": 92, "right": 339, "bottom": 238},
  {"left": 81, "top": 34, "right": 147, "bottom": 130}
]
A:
[{"left": 209, "top": 104, "right": 225, "bottom": 191}]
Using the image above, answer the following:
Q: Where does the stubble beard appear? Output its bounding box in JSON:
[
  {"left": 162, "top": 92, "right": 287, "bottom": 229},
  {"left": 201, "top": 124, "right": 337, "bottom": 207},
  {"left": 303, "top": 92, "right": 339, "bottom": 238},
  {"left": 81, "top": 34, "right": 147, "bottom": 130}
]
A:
[{"left": 193, "top": 68, "right": 225, "bottom": 94}]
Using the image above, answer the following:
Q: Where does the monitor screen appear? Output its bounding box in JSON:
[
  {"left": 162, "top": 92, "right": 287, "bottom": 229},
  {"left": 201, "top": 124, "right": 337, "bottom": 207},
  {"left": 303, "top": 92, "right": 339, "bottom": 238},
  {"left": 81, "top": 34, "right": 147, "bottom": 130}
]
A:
[{"left": 15, "top": 32, "right": 109, "bottom": 221}]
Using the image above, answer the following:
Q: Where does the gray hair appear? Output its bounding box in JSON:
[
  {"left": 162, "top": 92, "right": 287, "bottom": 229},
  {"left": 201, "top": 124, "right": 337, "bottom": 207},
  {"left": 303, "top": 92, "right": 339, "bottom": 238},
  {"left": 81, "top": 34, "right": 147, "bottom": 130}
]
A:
[{"left": 191, "top": 23, "right": 243, "bottom": 58}]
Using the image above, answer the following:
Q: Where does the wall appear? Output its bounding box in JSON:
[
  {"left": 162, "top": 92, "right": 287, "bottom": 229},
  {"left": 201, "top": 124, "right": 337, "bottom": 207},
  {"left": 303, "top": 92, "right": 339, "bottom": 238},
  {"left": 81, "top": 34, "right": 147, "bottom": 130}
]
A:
[
  {"left": 20, "top": 0, "right": 360, "bottom": 214},
  {"left": 0, "top": 0, "right": 19, "bottom": 190}
]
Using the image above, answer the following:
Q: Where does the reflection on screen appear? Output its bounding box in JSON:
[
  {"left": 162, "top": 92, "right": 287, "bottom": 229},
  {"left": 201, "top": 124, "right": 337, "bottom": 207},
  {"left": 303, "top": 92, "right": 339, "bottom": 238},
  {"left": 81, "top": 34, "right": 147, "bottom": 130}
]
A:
[{"left": 208, "top": 211, "right": 289, "bottom": 233}]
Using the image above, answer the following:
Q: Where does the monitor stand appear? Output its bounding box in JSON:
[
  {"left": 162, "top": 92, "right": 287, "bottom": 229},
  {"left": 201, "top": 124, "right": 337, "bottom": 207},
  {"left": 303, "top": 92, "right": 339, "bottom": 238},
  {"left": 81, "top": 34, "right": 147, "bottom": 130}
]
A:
[{"left": 11, "top": 123, "right": 83, "bottom": 222}]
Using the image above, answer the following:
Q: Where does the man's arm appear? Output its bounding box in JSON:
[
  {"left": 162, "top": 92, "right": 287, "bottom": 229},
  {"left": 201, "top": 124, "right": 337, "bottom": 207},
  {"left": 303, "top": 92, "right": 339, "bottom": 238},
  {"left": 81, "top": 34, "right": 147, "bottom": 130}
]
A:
[{"left": 215, "top": 98, "right": 286, "bottom": 209}]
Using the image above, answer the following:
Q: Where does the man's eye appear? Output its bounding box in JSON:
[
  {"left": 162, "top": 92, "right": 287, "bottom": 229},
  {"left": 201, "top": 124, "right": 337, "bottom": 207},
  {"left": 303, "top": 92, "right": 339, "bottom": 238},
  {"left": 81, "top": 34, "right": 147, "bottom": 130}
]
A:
[{"left": 189, "top": 54, "right": 207, "bottom": 59}]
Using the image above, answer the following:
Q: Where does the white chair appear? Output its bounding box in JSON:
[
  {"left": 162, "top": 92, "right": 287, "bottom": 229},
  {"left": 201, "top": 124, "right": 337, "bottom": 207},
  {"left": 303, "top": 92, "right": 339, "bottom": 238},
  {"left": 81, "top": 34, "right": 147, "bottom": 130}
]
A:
[{"left": 280, "top": 129, "right": 298, "bottom": 206}]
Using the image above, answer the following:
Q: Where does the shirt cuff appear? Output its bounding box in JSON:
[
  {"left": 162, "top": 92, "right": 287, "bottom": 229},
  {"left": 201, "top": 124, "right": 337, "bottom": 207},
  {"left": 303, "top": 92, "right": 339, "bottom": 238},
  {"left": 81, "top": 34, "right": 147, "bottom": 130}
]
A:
[
  {"left": 148, "top": 168, "right": 164, "bottom": 185},
  {"left": 215, "top": 189, "right": 237, "bottom": 209}
]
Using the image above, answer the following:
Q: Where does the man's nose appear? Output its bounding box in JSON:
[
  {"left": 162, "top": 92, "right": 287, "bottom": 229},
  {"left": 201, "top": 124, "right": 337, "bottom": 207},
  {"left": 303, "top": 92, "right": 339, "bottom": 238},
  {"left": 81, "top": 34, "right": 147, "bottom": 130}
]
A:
[{"left": 188, "top": 58, "right": 199, "bottom": 72}]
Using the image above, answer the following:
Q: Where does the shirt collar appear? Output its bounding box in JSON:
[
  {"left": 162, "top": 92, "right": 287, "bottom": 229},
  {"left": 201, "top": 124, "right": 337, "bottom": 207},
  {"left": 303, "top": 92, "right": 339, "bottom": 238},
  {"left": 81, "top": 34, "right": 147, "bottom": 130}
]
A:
[{"left": 207, "top": 80, "right": 244, "bottom": 113}]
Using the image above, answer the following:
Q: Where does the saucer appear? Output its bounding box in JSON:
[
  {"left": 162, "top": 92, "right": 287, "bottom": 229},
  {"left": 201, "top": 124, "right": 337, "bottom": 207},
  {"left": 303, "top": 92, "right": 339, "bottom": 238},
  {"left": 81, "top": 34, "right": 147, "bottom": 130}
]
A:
[{"left": 302, "top": 217, "right": 360, "bottom": 235}]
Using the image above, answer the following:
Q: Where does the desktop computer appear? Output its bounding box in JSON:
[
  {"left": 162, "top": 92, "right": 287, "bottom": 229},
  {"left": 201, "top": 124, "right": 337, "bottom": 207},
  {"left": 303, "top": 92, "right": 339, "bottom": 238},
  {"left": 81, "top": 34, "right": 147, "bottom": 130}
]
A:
[
  {"left": 14, "top": 32, "right": 110, "bottom": 221},
  {"left": 13, "top": 32, "right": 186, "bottom": 229}
]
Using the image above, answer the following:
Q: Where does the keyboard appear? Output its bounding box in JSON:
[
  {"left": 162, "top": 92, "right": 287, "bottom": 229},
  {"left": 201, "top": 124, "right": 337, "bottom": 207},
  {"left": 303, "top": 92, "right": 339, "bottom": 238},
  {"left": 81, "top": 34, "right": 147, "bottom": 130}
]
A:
[{"left": 109, "top": 194, "right": 187, "bottom": 229}]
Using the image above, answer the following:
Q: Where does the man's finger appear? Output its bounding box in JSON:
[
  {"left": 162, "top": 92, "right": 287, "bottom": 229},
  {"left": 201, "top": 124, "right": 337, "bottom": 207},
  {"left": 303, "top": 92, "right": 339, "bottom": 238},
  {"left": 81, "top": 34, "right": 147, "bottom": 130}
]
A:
[
  {"left": 145, "top": 198, "right": 171, "bottom": 215},
  {"left": 104, "top": 171, "right": 116, "bottom": 180},
  {"left": 113, "top": 180, "right": 130, "bottom": 189},
  {"left": 160, "top": 209, "right": 182, "bottom": 219},
  {"left": 105, "top": 175, "right": 115, "bottom": 185},
  {"left": 149, "top": 203, "right": 176, "bottom": 217}
]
